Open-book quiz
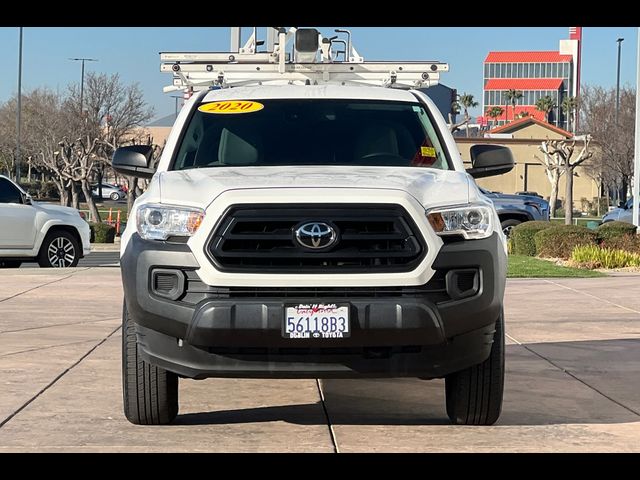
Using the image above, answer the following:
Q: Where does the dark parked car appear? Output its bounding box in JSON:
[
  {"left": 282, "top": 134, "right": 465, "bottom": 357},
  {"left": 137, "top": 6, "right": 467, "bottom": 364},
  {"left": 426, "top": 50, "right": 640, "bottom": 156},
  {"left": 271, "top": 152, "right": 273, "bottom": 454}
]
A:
[{"left": 480, "top": 187, "right": 550, "bottom": 236}]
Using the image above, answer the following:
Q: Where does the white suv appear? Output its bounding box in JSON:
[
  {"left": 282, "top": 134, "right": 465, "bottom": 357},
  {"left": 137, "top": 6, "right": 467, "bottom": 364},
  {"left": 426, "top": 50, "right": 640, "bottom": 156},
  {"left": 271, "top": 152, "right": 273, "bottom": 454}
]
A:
[{"left": 0, "top": 175, "right": 91, "bottom": 268}]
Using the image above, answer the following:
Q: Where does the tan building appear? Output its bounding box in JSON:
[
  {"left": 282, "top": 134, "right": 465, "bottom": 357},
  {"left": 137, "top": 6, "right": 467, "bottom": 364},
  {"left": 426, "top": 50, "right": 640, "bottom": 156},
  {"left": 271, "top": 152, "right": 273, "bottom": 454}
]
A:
[{"left": 456, "top": 116, "right": 599, "bottom": 212}]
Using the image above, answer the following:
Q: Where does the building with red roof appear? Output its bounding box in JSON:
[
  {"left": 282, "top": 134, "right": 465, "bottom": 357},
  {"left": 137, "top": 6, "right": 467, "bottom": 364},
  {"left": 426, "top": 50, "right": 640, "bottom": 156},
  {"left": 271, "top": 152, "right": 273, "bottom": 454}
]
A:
[{"left": 482, "top": 27, "right": 582, "bottom": 132}]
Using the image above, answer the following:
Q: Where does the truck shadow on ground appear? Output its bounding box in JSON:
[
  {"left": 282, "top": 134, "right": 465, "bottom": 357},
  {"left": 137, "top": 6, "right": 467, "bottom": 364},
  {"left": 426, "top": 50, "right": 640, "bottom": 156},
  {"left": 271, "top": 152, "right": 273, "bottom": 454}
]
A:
[{"left": 174, "top": 339, "right": 640, "bottom": 426}]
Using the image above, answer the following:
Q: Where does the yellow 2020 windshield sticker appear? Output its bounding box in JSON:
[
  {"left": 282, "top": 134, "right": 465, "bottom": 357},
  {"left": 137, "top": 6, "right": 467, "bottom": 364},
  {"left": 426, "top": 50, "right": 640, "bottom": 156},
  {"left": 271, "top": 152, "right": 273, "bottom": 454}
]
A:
[{"left": 198, "top": 100, "right": 264, "bottom": 114}]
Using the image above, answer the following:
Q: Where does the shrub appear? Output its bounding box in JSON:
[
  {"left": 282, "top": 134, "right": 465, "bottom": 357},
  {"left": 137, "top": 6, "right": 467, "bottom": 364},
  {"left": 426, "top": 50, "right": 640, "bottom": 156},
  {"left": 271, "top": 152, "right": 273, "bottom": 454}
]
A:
[
  {"left": 40, "top": 181, "right": 59, "bottom": 199},
  {"left": 89, "top": 222, "right": 116, "bottom": 243},
  {"left": 534, "top": 225, "right": 599, "bottom": 259},
  {"left": 571, "top": 245, "right": 640, "bottom": 269},
  {"left": 601, "top": 233, "right": 640, "bottom": 254},
  {"left": 597, "top": 221, "right": 638, "bottom": 241},
  {"left": 20, "top": 180, "right": 59, "bottom": 200},
  {"left": 510, "top": 221, "right": 553, "bottom": 256}
]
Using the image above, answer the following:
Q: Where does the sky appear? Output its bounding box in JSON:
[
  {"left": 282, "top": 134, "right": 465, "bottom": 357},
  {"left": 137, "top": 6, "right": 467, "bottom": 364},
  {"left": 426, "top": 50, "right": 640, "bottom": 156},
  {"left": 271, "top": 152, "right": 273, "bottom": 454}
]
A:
[{"left": 0, "top": 26, "right": 637, "bottom": 121}]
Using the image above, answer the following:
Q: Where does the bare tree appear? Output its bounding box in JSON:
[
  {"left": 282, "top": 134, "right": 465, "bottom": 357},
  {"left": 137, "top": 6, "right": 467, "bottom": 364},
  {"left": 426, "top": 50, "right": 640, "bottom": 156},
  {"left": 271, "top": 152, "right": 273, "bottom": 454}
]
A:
[
  {"left": 534, "top": 142, "right": 565, "bottom": 217},
  {"left": 580, "top": 85, "right": 635, "bottom": 203},
  {"left": 540, "top": 136, "right": 593, "bottom": 225},
  {"left": 77, "top": 73, "right": 154, "bottom": 210}
]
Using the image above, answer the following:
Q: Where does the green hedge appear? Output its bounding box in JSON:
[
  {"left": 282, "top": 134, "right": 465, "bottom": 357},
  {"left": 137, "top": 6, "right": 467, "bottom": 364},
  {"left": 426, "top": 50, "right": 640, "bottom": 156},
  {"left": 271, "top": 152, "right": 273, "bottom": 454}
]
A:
[
  {"left": 597, "top": 221, "right": 638, "bottom": 241},
  {"left": 89, "top": 222, "right": 116, "bottom": 243},
  {"left": 600, "top": 233, "right": 640, "bottom": 254},
  {"left": 534, "top": 225, "right": 599, "bottom": 259},
  {"left": 510, "top": 221, "right": 554, "bottom": 256}
]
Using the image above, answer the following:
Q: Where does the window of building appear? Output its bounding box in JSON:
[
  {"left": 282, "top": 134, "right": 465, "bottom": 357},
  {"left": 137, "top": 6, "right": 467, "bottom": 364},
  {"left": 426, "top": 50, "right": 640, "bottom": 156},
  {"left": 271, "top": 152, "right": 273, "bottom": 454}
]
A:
[
  {"left": 484, "top": 63, "right": 490, "bottom": 78},
  {"left": 507, "top": 63, "right": 513, "bottom": 78},
  {"left": 547, "top": 63, "right": 552, "bottom": 77},
  {"left": 534, "top": 63, "right": 540, "bottom": 77},
  {"left": 540, "top": 63, "right": 546, "bottom": 77},
  {"left": 500, "top": 63, "right": 506, "bottom": 78},
  {"left": 551, "top": 63, "right": 558, "bottom": 77},
  {"left": 517, "top": 63, "right": 523, "bottom": 78}
]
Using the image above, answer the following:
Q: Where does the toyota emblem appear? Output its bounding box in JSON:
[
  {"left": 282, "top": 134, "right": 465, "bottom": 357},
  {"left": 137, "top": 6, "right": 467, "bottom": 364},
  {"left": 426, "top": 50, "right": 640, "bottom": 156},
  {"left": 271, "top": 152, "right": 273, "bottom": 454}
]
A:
[{"left": 294, "top": 222, "right": 338, "bottom": 250}]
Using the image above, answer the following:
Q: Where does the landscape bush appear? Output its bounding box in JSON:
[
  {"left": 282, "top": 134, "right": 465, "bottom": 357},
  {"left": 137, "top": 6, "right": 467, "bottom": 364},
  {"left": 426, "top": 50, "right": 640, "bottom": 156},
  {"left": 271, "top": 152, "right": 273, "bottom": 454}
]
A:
[
  {"left": 597, "top": 221, "right": 638, "bottom": 242},
  {"left": 571, "top": 245, "right": 640, "bottom": 269},
  {"left": 534, "top": 225, "right": 599, "bottom": 259},
  {"left": 89, "top": 222, "right": 116, "bottom": 243},
  {"left": 509, "top": 221, "right": 554, "bottom": 256},
  {"left": 600, "top": 233, "right": 640, "bottom": 254}
]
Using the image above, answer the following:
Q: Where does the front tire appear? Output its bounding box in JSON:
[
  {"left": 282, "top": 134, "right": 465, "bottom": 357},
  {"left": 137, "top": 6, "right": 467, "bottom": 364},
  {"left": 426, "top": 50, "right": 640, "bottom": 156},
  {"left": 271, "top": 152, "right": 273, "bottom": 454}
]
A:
[
  {"left": 501, "top": 219, "right": 521, "bottom": 238},
  {"left": 122, "top": 302, "right": 179, "bottom": 425},
  {"left": 445, "top": 311, "right": 505, "bottom": 425},
  {"left": 110, "top": 192, "right": 121, "bottom": 201},
  {"left": 37, "top": 230, "right": 80, "bottom": 268}
]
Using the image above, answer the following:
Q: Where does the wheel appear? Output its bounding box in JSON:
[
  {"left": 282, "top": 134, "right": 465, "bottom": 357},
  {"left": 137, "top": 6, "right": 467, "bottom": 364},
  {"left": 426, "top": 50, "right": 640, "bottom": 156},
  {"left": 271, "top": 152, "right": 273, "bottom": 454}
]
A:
[
  {"left": 445, "top": 310, "right": 505, "bottom": 425},
  {"left": 122, "top": 302, "right": 179, "bottom": 425},
  {"left": 0, "top": 260, "right": 22, "bottom": 268},
  {"left": 37, "top": 230, "right": 80, "bottom": 268},
  {"left": 110, "top": 192, "right": 121, "bottom": 201},
  {"left": 500, "top": 219, "right": 521, "bottom": 238}
]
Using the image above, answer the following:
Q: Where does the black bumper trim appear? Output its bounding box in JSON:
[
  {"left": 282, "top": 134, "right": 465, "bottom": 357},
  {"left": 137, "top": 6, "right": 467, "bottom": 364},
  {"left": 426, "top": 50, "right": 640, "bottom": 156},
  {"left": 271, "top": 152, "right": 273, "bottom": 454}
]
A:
[
  {"left": 121, "top": 231, "right": 506, "bottom": 378},
  {"left": 137, "top": 322, "right": 496, "bottom": 379}
]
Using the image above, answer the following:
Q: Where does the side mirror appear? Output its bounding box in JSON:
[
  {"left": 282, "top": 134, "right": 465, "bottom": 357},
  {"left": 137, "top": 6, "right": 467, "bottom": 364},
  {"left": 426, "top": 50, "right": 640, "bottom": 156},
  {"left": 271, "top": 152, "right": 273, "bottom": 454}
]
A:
[
  {"left": 466, "top": 144, "right": 515, "bottom": 179},
  {"left": 22, "top": 192, "right": 32, "bottom": 205},
  {"left": 112, "top": 145, "right": 156, "bottom": 179}
]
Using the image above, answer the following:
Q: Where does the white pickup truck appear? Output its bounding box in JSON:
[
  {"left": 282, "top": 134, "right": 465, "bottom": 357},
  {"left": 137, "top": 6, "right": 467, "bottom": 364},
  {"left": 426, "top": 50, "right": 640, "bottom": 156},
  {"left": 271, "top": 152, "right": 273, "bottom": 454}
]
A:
[
  {"left": 0, "top": 175, "right": 91, "bottom": 268},
  {"left": 113, "top": 29, "right": 514, "bottom": 426}
]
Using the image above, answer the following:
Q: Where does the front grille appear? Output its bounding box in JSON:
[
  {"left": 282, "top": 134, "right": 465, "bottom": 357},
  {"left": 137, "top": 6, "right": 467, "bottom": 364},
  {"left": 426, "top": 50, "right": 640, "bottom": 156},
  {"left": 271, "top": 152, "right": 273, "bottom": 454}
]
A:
[
  {"left": 180, "top": 269, "right": 450, "bottom": 305},
  {"left": 207, "top": 204, "right": 426, "bottom": 273}
]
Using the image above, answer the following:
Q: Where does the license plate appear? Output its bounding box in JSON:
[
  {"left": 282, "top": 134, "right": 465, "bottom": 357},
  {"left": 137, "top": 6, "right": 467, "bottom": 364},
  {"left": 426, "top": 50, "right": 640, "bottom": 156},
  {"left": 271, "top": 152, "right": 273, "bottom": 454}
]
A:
[{"left": 283, "top": 303, "right": 350, "bottom": 339}]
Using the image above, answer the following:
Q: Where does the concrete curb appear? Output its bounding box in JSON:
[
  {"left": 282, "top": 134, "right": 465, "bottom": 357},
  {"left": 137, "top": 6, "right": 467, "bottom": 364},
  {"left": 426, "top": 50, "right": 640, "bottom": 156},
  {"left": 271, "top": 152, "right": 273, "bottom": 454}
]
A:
[{"left": 90, "top": 241, "right": 121, "bottom": 252}]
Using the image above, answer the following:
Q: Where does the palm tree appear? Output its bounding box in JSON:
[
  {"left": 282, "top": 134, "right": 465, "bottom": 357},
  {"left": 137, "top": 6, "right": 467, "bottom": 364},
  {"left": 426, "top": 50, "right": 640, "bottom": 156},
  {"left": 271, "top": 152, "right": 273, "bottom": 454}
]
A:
[
  {"left": 486, "top": 106, "right": 504, "bottom": 128},
  {"left": 561, "top": 96, "right": 577, "bottom": 132},
  {"left": 517, "top": 111, "right": 530, "bottom": 119},
  {"left": 535, "top": 95, "right": 556, "bottom": 123},
  {"left": 505, "top": 89, "right": 523, "bottom": 121},
  {"left": 458, "top": 93, "right": 478, "bottom": 137}
]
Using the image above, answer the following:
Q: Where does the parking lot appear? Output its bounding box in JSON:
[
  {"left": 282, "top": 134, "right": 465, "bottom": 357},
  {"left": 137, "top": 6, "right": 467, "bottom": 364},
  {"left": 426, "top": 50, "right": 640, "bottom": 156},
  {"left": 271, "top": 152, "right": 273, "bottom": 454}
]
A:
[{"left": 0, "top": 266, "right": 639, "bottom": 452}]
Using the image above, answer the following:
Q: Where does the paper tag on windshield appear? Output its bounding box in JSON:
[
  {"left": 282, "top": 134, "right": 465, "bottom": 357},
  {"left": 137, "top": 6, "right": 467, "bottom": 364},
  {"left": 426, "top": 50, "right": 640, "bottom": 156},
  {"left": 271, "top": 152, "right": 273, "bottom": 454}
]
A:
[{"left": 421, "top": 146, "right": 436, "bottom": 157}]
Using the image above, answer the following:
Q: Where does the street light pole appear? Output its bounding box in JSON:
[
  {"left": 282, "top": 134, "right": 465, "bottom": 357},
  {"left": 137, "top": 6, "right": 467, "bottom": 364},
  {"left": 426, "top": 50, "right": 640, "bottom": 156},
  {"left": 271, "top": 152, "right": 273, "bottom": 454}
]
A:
[
  {"left": 16, "top": 27, "right": 23, "bottom": 184},
  {"left": 632, "top": 29, "right": 640, "bottom": 229},
  {"left": 169, "top": 95, "right": 183, "bottom": 117},
  {"left": 615, "top": 37, "right": 624, "bottom": 124},
  {"left": 69, "top": 57, "right": 98, "bottom": 112}
]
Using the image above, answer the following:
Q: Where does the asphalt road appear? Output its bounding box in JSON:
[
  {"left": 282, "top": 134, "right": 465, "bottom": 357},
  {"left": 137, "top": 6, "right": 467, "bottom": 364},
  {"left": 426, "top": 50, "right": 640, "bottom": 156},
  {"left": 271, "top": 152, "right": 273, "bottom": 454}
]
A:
[
  {"left": 19, "top": 252, "right": 120, "bottom": 268},
  {"left": 0, "top": 268, "right": 639, "bottom": 452}
]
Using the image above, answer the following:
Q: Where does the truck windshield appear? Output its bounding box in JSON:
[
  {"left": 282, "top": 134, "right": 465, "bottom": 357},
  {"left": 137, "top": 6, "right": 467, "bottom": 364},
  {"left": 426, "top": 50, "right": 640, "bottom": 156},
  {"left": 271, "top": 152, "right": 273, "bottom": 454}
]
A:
[{"left": 171, "top": 99, "right": 450, "bottom": 171}]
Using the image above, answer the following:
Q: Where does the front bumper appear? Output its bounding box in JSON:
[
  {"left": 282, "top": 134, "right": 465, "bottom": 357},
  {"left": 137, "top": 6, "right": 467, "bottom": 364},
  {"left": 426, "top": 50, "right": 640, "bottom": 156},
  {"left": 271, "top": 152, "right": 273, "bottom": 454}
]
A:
[{"left": 121, "top": 232, "right": 506, "bottom": 379}]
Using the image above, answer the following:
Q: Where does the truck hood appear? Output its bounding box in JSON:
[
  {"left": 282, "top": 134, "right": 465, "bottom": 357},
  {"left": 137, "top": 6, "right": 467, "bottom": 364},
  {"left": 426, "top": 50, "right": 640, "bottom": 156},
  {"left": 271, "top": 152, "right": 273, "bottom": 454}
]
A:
[
  {"left": 156, "top": 166, "right": 471, "bottom": 209},
  {"left": 34, "top": 202, "right": 80, "bottom": 217}
]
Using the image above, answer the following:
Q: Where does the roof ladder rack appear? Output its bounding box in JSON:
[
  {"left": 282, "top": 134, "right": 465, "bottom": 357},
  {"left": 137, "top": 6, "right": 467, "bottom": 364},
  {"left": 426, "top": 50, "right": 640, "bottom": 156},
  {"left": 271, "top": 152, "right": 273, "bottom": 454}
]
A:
[{"left": 160, "top": 27, "right": 449, "bottom": 93}]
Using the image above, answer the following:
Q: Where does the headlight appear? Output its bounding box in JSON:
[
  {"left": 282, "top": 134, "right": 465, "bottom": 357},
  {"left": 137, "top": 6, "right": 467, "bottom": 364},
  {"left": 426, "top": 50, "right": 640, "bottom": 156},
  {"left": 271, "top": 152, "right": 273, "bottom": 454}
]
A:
[
  {"left": 136, "top": 204, "right": 205, "bottom": 241},
  {"left": 426, "top": 204, "right": 494, "bottom": 239}
]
